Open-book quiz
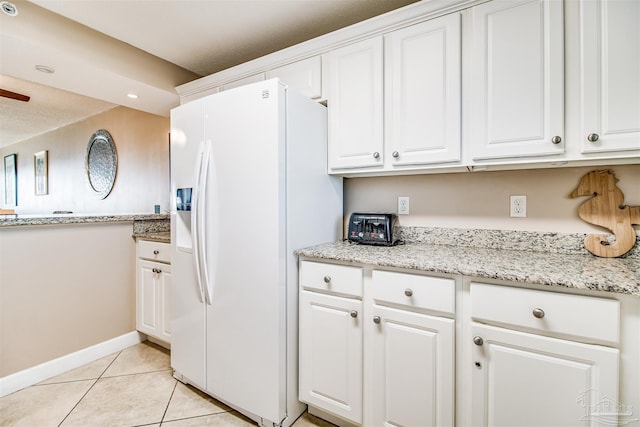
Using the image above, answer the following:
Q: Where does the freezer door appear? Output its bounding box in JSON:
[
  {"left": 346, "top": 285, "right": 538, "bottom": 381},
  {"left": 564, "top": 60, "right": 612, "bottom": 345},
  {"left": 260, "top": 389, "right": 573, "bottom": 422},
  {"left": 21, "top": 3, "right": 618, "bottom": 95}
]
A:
[
  {"left": 170, "top": 98, "right": 207, "bottom": 391},
  {"left": 203, "top": 80, "right": 288, "bottom": 423}
]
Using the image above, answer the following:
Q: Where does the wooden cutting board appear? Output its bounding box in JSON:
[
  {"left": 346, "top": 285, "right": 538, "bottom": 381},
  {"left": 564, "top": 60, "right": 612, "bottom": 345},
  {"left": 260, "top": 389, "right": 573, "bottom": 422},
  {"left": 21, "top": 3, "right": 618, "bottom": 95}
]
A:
[{"left": 570, "top": 170, "right": 640, "bottom": 257}]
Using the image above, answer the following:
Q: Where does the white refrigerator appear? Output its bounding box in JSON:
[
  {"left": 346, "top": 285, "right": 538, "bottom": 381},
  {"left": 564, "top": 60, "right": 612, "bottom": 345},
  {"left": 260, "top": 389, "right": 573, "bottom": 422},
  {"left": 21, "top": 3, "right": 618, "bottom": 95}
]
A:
[{"left": 169, "top": 79, "right": 343, "bottom": 427}]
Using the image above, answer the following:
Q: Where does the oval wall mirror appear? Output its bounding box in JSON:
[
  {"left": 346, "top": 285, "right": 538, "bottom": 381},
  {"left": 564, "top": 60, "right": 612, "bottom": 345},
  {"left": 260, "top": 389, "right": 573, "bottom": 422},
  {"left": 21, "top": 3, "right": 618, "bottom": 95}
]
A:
[{"left": 85, "top": 129, "right": 117, "bottom": 199}]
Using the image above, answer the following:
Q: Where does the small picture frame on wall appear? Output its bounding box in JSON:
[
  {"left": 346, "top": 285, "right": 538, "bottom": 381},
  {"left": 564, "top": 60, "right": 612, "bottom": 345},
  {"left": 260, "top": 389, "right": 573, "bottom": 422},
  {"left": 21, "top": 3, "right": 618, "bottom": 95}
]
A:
[
  {"left": 4, "top": 153, "right": 17, "bottom": 206},
  {"left": 34, "top": 150, "right": 48, "bottom": 196}
]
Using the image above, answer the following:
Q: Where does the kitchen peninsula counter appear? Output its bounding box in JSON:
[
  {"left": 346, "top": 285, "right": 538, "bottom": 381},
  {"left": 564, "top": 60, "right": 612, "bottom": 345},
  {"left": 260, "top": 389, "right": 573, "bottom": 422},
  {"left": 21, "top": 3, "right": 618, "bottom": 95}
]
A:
[
  {"left": 298, "top": 232, "right": 640, "bottom": 297},
  {"left": 0, "top": 213, "right": 169, "bottom": 227}
]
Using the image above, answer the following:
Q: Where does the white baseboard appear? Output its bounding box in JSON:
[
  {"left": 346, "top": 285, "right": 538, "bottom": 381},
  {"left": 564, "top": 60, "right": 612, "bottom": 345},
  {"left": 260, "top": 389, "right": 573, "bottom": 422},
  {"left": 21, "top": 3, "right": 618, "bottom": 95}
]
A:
[{"left": 0, "top": 331, "right": 144, "bottom": 397}]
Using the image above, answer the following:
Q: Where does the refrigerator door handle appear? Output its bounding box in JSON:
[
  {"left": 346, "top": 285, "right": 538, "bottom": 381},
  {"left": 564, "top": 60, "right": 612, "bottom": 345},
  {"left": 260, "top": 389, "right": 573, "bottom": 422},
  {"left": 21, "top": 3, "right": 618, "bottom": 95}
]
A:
[
  {"left": 191, "top": 142, "right": 206, "bottom": 304},
  {"left": 198, "top": 140, "right": 214, "bottom": 305}
]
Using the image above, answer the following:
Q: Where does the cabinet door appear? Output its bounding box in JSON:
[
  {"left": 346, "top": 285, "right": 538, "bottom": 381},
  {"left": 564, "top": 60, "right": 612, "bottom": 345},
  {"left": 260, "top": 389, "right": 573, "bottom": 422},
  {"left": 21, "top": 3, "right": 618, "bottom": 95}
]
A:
[
  {"left": 137, "top": 260, "right": 160, "bottom": 336},
  {"left": 299, "top": 290, "right": 363, "bottom": 424},
  {"left": 386, "top": 13, "right": 461, "bottom": 166},
  {"left": 468, "top": 0, "right": 564, "bottom": 160},
  {"left": 369, "top": 305, "right": 455, "bottom": 427},
  {"left": 159, "top": 266, "right": 171, "bottom": 341},
  {"left": 580, "top": 0, "right": 640, "bottom": 153},
  {"left": 326, "top": 37, "right": 383, "bottom": 171},
  {"left": 266, "top": 56, "right": 322, "bottom": 99},
  {"left": 137, "top": 260, "right": 171, "bottom": 342},
  {"left": 470, "top": 322, "right": 619, "bottom": 426}
]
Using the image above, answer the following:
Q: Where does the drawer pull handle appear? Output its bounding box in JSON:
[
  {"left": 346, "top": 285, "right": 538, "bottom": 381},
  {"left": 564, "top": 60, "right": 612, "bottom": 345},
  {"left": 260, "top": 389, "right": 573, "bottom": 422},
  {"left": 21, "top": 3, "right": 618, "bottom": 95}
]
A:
[
  {"left": 532, "top": 308, "right": 545, "bottom": 319},
  {"left": 587, "top": 133, "right": 600, "bottom": 142},
  {"left": 152, "top": 268, "right": 162, "bottom": 274},
  {"left": 373, "top": 316, "right": 381, "bottom": 324},
  {"left": 551, "top": 135, "right": 562, "bottom": 144},
  {"left": 404, "top": 288, "right": 413, "bottom": 297},
  {"left": 323, "top": 276, "right": 331, "bottom": 284},
  {"left": 350, "top": 310, "right": 358, "bottom": 318},
  {"left": 153, "top": 250, "right": 160, "bottom": 255},
  {"left": 473, "top": 336, "right": 484, "bottom": 346}
]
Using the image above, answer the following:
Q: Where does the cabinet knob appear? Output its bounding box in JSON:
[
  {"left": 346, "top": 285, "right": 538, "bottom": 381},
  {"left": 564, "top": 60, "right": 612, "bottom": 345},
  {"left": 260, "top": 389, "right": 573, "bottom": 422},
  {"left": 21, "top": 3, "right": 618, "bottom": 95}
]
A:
[
  {"left": 404, "top": 288, "right": 413, "bottom": 297},
  {"left": 323, "top": 275, "right": 331, "bottom": 284},
  {"left": 473, "top": 336, "right": 484, "bottom": 346},
  {"left": 153, "top": 250, "right": 160, "bottom": 255},
  {"left": 372, "top": 151, "right": 380, "bottom": 159},
  {"left": 350, "top": 310, "right": 358, "bottom": 318},
  {"left": 532, "top": 308, "right": 545, "bottom": 319},
  {"left": 587, "top": 133, "right": 600, "bottom": 142},
  {"left": 392, "top": 151, "right": 400, "bottom": 159},
  {"left": 551, "top": 136, "right": 562, "bottom": 144},
  {"left": 373, "top": 316, "right": 381, "bottom": 324}
]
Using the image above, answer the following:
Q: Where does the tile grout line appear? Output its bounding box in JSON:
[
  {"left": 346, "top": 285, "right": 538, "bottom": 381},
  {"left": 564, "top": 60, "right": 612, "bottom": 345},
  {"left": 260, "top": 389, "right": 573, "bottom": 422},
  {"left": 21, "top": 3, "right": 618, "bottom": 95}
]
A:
[
  {"left": 56, "top": 349, "right": 123, "bottom": 427},
  {"left": 100, "top": 368, "right": 173, "bottom": 380},
  {"left": 158, "top": 378, "right": 178, "bottom": 426}
]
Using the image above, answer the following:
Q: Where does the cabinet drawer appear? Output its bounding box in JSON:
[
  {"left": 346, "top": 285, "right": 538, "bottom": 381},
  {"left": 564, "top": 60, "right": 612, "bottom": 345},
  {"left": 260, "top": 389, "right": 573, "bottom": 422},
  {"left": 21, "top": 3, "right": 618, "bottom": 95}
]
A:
[
  {"left": 471, "top": 283, "right": 620, "bottom": 345},
  {"left": 300, "top": 261, "right": 363, "bottom": 298},
  {"left": 371, "top": 270, "right": 455, "bottom": 315},
  {"left": 138, "top": 240, "right": 171, "bottom": 264}
]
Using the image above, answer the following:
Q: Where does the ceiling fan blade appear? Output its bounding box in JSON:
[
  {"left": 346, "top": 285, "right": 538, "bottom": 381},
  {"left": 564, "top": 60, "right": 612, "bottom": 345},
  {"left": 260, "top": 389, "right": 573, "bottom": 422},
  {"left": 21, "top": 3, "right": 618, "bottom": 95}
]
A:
[{"left": 0, "top": 88, "right": 30, "bottom": 102}]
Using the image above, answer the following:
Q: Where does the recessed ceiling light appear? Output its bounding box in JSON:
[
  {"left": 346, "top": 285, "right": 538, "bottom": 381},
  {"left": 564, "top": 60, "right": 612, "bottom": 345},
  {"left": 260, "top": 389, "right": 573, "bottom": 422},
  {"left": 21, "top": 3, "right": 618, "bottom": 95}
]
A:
[
  {"left": 1, "top": 1, "right": 18, "bottom": 16},
  {"left": 127, "top": 93, "right": 139, "bottom": 99},
  {"left": 35, "top": 65, "right": 55, "bottom": 74}
]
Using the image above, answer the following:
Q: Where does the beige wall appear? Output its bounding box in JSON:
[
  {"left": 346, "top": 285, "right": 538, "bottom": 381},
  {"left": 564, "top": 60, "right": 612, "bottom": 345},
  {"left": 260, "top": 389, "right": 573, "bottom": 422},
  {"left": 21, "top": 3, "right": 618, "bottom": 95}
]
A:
[
  {"left": 345, "top": 164, "right": 640, "bottom": 235},
  {"left": 1, "top": 106, "right": 170, "bottom": 215},
  {"left": 0, "top": 222, "right": 136, "bottom": 377}
]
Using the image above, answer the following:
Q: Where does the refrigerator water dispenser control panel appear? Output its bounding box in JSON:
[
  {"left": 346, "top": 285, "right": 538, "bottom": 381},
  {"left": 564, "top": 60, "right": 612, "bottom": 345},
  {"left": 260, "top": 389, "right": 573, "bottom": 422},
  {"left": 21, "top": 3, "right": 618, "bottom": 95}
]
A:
[{"left": 176, "top": 188, "right": 192, "bottom": 211}]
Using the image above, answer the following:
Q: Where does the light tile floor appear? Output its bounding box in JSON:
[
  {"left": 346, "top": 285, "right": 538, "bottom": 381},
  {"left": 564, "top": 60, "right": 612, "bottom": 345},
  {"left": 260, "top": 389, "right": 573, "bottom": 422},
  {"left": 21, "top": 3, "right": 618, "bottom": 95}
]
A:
[{"left": 0, "top": 341, "right": 334, "bottom": 427}]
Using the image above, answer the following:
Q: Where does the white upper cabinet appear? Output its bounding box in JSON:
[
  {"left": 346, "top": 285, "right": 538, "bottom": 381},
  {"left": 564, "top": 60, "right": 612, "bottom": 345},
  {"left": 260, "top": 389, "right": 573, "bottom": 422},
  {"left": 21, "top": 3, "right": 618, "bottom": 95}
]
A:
[
  {"left": 326, "top": 37, "right": 384, "bottom": 171},
  {"left": 580, "top": 0, "right": 640, "bottom": 154},
  {"left": 177, "top": 0, "right": 638, "bottom": 174},
  {"left": 467, "top": 0, "right": 565, "bottom": 161},
  {"left": 385, "top": 13, "right": 462, "bottom": 167},
  {"left": 267, "top": 56, "right": 322, "bottom": 100}
]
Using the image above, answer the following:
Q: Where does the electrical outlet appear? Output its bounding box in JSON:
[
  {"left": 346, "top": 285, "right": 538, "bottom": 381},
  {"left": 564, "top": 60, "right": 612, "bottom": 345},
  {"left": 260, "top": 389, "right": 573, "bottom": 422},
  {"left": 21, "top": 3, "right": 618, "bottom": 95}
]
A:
[
  {"left": 510, "top": 195, "right": 527, "bottom": 217},
  {"left": 398, "top": 196, "right": 410, "bottom": 215}
]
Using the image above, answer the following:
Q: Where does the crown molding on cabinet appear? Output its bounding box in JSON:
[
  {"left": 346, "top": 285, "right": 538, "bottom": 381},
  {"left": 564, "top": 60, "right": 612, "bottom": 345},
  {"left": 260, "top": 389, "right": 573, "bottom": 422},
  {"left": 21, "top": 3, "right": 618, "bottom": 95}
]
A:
[{"left": 175, "top": 0, "right": 489, "bottom": 101}]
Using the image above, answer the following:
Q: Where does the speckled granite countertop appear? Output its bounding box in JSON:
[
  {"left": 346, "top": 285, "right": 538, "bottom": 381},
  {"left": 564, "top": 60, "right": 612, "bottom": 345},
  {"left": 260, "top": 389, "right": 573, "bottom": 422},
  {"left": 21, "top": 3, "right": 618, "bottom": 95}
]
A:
[
  {"left": 132, "top": 232, "right": 171, "bottom": 243},
  {"left": 0, "top": 213, "right": 169, "bottom": 227},
  {"left": 298, "top": 239, "right": 640, "bottom": 297}
]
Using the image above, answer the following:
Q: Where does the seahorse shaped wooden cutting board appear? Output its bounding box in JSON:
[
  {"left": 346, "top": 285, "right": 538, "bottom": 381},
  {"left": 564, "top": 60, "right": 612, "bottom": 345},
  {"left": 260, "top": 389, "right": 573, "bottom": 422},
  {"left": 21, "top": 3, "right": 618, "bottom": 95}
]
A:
[{"left": 569, "top": 170, "right": 640, "bottom": 257}]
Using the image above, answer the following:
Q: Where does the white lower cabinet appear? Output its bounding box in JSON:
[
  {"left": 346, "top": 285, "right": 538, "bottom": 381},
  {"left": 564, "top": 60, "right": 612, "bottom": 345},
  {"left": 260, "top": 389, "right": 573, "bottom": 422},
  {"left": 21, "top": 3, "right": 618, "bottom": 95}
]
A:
[
  {"left": 469, "top": 282, "right": 620, "bottom": 427},
  {"left": 136, "top": 240, "right": 172, "bottom": 345},
  {"left": 369, "top": 306, "right": 455, "bottom": 426},
  {"left": 299, "top": 261, "right": 456, "bottom": 426},
  {"left": 299, "top": 262, "right": 364, "bottom": 425},
  {"left": 299, "top": 290, "right": 363, "bottom": 424},
  {"left": 470, "top": 322, "right": 619, "bottom": 426},
  {"left": 367, "top": 270, "right": 456, "bottom": 427},
  {"left": 300, "top": 260, "right": 638, "bottom": 427}
]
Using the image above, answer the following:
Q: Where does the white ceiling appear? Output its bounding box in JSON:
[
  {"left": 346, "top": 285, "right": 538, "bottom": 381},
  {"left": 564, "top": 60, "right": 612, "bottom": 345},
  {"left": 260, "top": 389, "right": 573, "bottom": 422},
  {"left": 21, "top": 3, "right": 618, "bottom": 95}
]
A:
[{"left": 0, "top": 0, "right": 418, "bottom": 148}]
